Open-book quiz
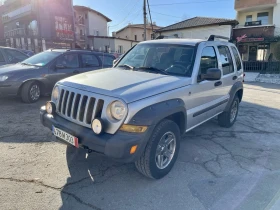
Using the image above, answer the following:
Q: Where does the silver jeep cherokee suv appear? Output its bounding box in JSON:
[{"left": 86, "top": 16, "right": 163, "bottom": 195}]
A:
[{"left": 40, "top": 36, "right": 244, "bottom": 179}]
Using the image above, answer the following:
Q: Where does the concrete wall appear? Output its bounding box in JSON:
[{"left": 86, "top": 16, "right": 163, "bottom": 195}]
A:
[
  {"left": 88, "top": 11, "right": 108, "bottom": 36},
  {"left": 237, "top": 8, "right": 274, "bottom": 26},
  {"left": 235, "top": 0, "right": 276, "bottom": 10},
  {"left": 160, "top": 25, "right": 232, "bottom": 40},
  {"left": 116, "top": 26, "right": 155, "bottom": 41},
  {"left": 273, "top": 0, "right": 280, "bottom": 28},
  {"left": 114, "top": 39, "right": 138, "bottom": 53}
]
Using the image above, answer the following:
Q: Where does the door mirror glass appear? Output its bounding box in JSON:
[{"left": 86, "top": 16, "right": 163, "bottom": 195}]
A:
[{"left": 201, "top": 68, "right": 222, "bottom": 81}]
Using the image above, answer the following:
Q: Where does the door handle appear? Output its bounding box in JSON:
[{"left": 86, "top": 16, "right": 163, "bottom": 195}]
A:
[
  {"left": 214, "top": 81, "right": 222, "bottom": 87},
  {"left": 232, "top": 76, "right": 237, "bottom": 80},
  {"left": 73, "top": 70, "right": 80, "bottom": 74}
]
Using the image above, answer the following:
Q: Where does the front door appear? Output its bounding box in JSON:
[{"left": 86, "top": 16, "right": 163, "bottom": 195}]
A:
[
  {"left": 249, "top": 46, "right": 257, "bottom": 61},
  {"left": 186, "top": 46, "right": 226, "bottom": 130},
  {"left": 0, "top": 50, "right": 6, "bottom": 66},
  {"left": 47, "top": 53, "right": 80, "bottom": 91},
  {"left": 80, "top": 53, "right": 101, "bottom": 73}
]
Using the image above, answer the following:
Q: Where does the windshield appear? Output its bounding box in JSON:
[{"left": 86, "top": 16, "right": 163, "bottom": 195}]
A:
[
  {"left": 117, "top": 43, "right": 195, "bottom": 76},
  {"left": 22, "top": 51, "right": 62, "bottom": 67}
]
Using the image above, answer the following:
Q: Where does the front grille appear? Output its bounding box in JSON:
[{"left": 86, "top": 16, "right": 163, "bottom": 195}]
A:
[{"left": 56, "top": 88, "right": 105, "bottom": 127}]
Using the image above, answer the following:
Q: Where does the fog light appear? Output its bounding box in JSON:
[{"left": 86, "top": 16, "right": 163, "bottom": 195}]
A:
[
  {"left": 130, "top": 145, "right": 138, "bottom": 154},
  {"left": 91, "top": 118, "right": 103, "bottom": 135},
  {"left": 46, "top": 101, "right": 56, "bottom": 114},
  {"left": 120, "top": 124, "right": 148, "bottom": 133}
]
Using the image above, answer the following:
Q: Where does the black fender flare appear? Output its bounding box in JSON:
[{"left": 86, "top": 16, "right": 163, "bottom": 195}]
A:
[
  {"left": 128, "top": 98, "right": 187, "bottom": 127},
  {"left": 225, "top": 81, "right": 243, "bottom": 111}
]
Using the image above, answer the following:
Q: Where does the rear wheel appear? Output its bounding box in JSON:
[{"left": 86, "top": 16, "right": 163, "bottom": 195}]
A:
[
  {"left": 218, "top": 95, "right": 239, "bottom": 128},
  {"left": 21, "top": 81, "right": 41, "bottom": 103},
  {"left": 135, "top": 119, "right": 180, "bottom": 179}
]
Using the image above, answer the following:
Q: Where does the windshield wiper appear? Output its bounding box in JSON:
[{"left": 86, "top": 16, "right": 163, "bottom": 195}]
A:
[
  {"left": 137, "top": 66, "right": 169, "bottom": 75},
  {"left": 118, "top": 64, "right": 135, "bottom": 70},
  {"left": 21, "top": 62, "right": 40, "bottom": 67}
]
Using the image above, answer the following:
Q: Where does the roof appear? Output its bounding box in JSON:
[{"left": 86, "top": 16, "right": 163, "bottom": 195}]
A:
[
  {"left": 74, "top": 5, "right": 112, "bottom": 22},
  {"left": 115, "top": 24, "right": 162, "bottom": 34},
  {"left": 158, "top": 17, "right": 238, "bottom": 32},
  {"left": 140, "top": 38, "right": 205, "bottom": 46},
  {"left": 87, "top": 35, "right": 139, "bottom": 43}
]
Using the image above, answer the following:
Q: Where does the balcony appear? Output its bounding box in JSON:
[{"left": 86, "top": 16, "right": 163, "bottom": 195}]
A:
[
  {"left": 235, "top": 0, "right": 277, "bottom": 11},
  {"left": 4, "top": 28, "right": 26, "bottom": 38},
  {"left": 233, "top": 25, "right": 276, "bottom": 43},
  {"left": 245, "top": 21, "right": 262, "bottom": 27},
  {"left": 2, "top": 4, "right": 32, "bottom": 23}
]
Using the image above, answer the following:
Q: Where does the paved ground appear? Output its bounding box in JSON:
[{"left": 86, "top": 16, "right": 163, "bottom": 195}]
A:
[{"left": 0, "top": 82, "right": 280, "bottom": 210}]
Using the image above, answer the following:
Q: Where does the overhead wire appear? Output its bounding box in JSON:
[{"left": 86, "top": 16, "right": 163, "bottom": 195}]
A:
[{"left": 149, "top": 0, "right": 231, "bottom": 6}]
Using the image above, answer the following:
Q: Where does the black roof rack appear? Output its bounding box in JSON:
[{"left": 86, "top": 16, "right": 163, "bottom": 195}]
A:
[{"left": 207, "top": 35, "right": 229, "bottom": 41}]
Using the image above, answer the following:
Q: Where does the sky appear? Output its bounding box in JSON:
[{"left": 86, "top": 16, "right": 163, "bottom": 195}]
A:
[{"left": 73, "top": 0, "right": 236, "bottom": 35}]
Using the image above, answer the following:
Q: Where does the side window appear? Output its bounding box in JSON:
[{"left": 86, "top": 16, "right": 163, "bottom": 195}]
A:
[
  {"left": 81, "top": 54, "right": 99, "bottom": 67},
  {"left": 2, "top": 48, "right": 28, "bottom": 62},
  {"left": 56, "top": 54, "right": 79, "bottom": 68},
  {"left": 218, "top": 46, "right": 234, "bottom": 75},
  {"left": 199, "top": 46, "right": 218, "bottom": 75},
  {"left": 0, "top": 51, "right": 5, "bottom": 62},
  {"left": 231, "top": 46, "right": 242, "bottom": 71},
  {"left": 99, "top": 55, "right": 114, "bottom": 66}
]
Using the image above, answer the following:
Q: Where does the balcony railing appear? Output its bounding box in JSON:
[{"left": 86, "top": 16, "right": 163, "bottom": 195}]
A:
[
  {"left": 4, "top": 28, "right": 26, "bottom": 38},
  {"left": 245, "top": 21, "right": 262, "bottom": 27},
  {"left": 2, "top": 4, "right": 32, "bottom": 23}
]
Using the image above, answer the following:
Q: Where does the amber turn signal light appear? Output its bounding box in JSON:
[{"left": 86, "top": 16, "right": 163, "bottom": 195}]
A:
[
  {"left": 130, "top": 145, "right": 138, "bottom": 154},
  {"left": 120, "top": 124, "right": 148, "bottom": 133}
]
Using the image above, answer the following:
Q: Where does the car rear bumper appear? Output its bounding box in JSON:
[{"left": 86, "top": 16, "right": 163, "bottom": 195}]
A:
[{"left": 40, "top": 106, "right": 153, "bottom": 163}]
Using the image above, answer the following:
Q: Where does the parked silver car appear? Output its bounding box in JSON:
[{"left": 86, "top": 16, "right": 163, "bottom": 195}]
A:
[{"left": 40, "top": 36, "right": 244, "bottom": 179}]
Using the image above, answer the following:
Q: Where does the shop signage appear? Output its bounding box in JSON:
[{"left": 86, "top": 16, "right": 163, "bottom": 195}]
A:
[
  {"left": 240, "top": 38, "right": 264, "bottom": 42},
  {"left": 236, "top": 34, "right": 247, "bottom": 43},
  {"left": 54, "top": 16, "right": 74, "bottom": 41}
]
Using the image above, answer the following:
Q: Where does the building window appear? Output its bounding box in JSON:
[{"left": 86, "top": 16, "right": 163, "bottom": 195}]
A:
[
  {"left": 246, "top": 15, "right": 252, "bottom": 23},
  {"left": 118, "top": 46, "right": 123, "bottom": 54},
  {"left": 85, "top": 13, "right": 88, "bottom": 19},
  {"left": 135, "top": 35, "right": 137, "bottom": 41},
  {"left": 257, "top": 12, "right": 269, "bottom": 25},
  {"left": 257, "top": 44, "right": 270, "bottom": 61}
]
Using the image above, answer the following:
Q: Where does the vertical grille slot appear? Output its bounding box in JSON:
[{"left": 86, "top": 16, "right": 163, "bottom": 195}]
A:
[
  {"left": 72, "top": 94, "right": 81, "bottom": 119},
  {"left": 85, "top": 98, "right": 96, "bottom": 124},
  {"left": 62, "top": 91, "right": 69, "bottom": 115},
  {"left": 66, "top": 92, "right": 74, "bottom": 117},
  {"left": 58, "top": 89, "right": 65, "bottom": 112},
  {"left": 78, "top": 96, "right": 88, "bottom": 122},
  {"left": 95, "top": 99, "right": 104, "bottom": 118}
]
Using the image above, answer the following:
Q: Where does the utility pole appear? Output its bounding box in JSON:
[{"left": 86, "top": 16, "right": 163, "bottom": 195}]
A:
[{"left": 143, "top": 0, "right": 147, "bottom": 41}]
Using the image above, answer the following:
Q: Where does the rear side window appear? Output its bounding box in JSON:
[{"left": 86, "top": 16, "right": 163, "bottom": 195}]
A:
[
  {"left": 199, "top": 46, "right": 218, "bottom": 75},
  {"left": 98, "top": 55, "right": 114, "bottom": 66},
  {"left": 231, "top": 46, "right": 242, "bottom": 71},
  {"left": 81, "top": 54, "right": 99, "bottom": 67},
  {"left": 56, "top": 54, "right": 79, "bottom": 68},
  {"left": 0, "top": 51, "right": 5, "bottom": 62},
  {"left": 218, "top": 46, "right": 234, "bottom": 75},
  {"left": 2, "top": 48, "right": 28, "bottom": 62}
]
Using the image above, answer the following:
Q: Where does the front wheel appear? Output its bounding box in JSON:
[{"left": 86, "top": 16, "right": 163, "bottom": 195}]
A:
[
  {"left": 135, "top": 119, "right": 180, "bottom": 179},
  {"left": 21, "top": 81, "right": 41, "bottom": 103}
]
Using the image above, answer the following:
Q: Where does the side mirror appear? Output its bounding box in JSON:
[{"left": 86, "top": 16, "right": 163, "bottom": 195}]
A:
[
  {"left": 201, "top": 68, "right": 222, "bottom": 81},
  {"left": 56, "top": 64, "right": 65, "bottom": 69}
]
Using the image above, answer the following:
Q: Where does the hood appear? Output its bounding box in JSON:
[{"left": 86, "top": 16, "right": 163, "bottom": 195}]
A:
[
  {"left": 0, "top": 63, "right": 38, "bottom": 75},
  {"left": 59, "top": 68, "right": 192, "bottom": 103}
]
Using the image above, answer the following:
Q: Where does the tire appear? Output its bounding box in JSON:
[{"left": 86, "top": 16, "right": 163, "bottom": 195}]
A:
[
  {"left": 135, "top": 119, "right": 181, "bottom": 179},
  {"left": 218, "top": 95, "right": 239, "bottom": 128},
  {"left": 21, "top": 81, "right": 41, "bottom": 103}
]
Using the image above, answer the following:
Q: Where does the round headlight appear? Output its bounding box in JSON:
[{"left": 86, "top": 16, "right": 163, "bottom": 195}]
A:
[
  {"left": 46, "top": 101, "right": 56, "bottom": 114},
  {"left": 110, "top": 101, "right": 126, "bottom": 120},
  {"left": 52, "top": 86, "right": 59, "bottom": 102},
  {"left": 91, "top": 119, "right": 103, "bottom": 135}
]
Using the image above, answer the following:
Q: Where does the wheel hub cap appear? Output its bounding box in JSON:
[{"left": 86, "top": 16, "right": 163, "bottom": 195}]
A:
[
  {"left": 155, "top": 131, "right": 176, "bottom": 169},
  {"left": 30, "top": 85, "right": 40, "bottom": 101},
  {"left": 230, "top": 101, "right": 238, "bottom": 123}
]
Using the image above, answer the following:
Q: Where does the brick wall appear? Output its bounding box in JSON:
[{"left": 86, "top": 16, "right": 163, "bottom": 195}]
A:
[{"left": 235, "top": 0, "right": 276, "bottom": 10}]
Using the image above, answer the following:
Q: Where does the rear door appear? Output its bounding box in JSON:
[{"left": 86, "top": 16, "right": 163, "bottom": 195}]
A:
[
  {"left": 0, "top": 50, "right": 6, "bottom": 66},
  {"left": 80, "top": 53, "right": 101, "bottom": 73},
  {"left": 98, "top": 54, "right": 115, "bottom": 68},
  {"left": 230, "top": 46, "right": 244, "bottom": 83},
  {"left": 217, "top": 45, "right": 237, "bottom": 95}
]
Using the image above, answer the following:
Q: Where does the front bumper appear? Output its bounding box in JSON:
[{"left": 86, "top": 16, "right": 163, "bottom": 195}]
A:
[
  {"left": 40, "top": 106, "right": 153, "bottom": 163},
  {"left": 0, "top": 81, "right": 21, "bottom": 97}
]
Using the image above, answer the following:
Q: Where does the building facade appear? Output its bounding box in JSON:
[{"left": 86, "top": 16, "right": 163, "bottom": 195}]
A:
[
  {"left": 1, "top": 0, "right": 75, "bottom": 52},
  {"left": 73, "top": 5, "right": 111, "bottom": 49},
  {"left": 233, "top": 0, "right": 280, "bottom": 61},
  {"left": 0, "top": 4, "right": 5, "bottom": 45},
  {"left": 114, "top": 23, "right": 161, "bottom": 41},
  {"left": 156, "top": 17, "right": 238, "bottom": 40}
]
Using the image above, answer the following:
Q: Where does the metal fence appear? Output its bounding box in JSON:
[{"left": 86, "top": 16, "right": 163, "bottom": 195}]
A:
[{"left": 243, "top": 61, "right": 280, "bottom": 73}]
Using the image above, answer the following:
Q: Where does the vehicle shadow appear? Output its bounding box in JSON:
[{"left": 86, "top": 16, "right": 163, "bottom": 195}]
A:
[
  {"left": 58, "top": 100, "right": 280, "bottom": 210},
  {"left": 0, "top": 96, "right": 52, "bottom": 143}
]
